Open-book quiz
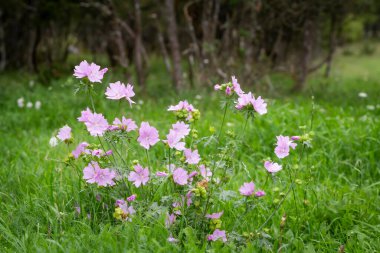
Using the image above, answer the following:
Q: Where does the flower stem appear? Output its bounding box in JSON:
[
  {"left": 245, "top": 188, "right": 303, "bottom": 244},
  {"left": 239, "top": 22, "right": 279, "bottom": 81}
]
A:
[
  {"left": 217, "top": 101, "right": 229, "bottom": 142},
  {"left": 88, "top": 86, "right": 96, "bottom": 112},
  {"left": 202, "top": 100, "right": 229, "bottom": 218}
]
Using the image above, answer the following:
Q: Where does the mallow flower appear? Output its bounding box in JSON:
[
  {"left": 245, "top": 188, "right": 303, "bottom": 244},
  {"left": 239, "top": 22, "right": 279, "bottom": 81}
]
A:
[
  {"left": 173, "top": 168, "right": 188, "bottom": 185},
  {"left": 274, "top": 135, "right": 297, "bottom": 159},
  {"left": 105, "top": 81, "right": 135, "bottom": 106},
  {"left": 137, "top": 122, "right": 159, "bottom": 149},
  {"left": 205, "top": 211, "right": 224, "bottom": 219},
  {"left": 112, "top": 117, "right": 137, "bottom": 132},
  {"left": 78, "top": 109, "right": 109, "bottom": 136},
  {"left": 114, "top": 202, "right": 135, "bottom": 222},
  {"left": 184, "top": 149, "right": 201, "bottom": 164},
  {"left": 239, "top": 182, "right": 255, "bottom": 196},
  {"left": 57, "top": 125, "right": 72, "bottom": 141},
  {"left": 128, "top": 164, "right": 150, "bottom": 187},
  {"left": 199, "top": 164, "right": 212, "bottom": 181},
  {"left": 255, "top": 190, "right": 266, "bottom": 197},
  {"left": 83, "top": 162, "right": 116, "bottom": 187},
  {"left": 235, "top": 92, "right": 267, "bottom": 115},
  {"left": 165, "top": 213, "right": 176, "bottom": 228},
  {"left": 207, "top": 229, "right": 227, "bottom": 242},
  {"left": 73, "top": 60, "right": 108, "bottom": 83},
  {"left": 164, "top": 130, "right": 186, "bottom": 151},
  {"left": 72, "top": 142, "right": 89, "bottom": 158},
  {"left": 171, "top": 121, "right": 190, "bottom": 138},
  {"left": 264, "top": 161, "right": 282, "bottom": 173}
]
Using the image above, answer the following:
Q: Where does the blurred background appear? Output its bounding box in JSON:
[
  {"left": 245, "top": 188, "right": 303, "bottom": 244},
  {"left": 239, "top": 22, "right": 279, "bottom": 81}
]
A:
[{"left": 0, "top": 0, "right": 380, "bottom": 95}]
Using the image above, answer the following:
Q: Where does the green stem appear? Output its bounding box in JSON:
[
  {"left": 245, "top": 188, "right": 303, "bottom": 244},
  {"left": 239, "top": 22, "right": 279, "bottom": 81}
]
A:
[
  {"left": 258, "top": 145, "right": 305, "bottom": 232},
  {"left": 88, "top": 87, "right": 96, "bottom": 112},
  {"left": 202, "top": 100, "right": 229, "bottom": 217},
  {"left": 287, "top": 165, "right": 300, "bottom": 229},
  {"left": 217, "top": 101, "right": 229, "bottom": 142}
]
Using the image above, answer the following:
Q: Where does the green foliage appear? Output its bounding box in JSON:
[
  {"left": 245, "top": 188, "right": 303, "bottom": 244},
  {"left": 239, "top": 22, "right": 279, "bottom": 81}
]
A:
[{"left": 0, "top": 51, "right": 380, "bottom": 252}]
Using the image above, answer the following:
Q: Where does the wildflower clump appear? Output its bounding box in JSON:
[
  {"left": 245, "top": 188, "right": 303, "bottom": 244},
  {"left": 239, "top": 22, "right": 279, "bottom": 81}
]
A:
[{"left": 52, "top": 61, "right": 313, "bottom": 249}]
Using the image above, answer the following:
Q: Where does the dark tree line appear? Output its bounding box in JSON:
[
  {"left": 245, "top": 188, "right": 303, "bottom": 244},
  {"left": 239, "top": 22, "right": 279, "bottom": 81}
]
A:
[{"left": 1, "top": 0, "right": 380, "bottom": 91}]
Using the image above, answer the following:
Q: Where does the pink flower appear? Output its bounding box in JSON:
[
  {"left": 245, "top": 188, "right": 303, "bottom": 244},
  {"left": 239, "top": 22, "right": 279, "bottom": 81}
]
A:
[
  {"left": 78, "top": 108, "right": 109, "bottom": 136},
  {"left": 184, "top": 149, "right": 201, "bottom": 164},
  {"left": 72, "top": 142, "right": 89, "bottom": 158},
  {"left": 264, "top": 161, "right": 282, "bottom": 173},
  {"left": 115, "top": 199, "right": 126, "bottom": 207},
  {"left": 255, "top": 190, "right": 266, "bottom": 197},
  {"left": 231, "top": 76, "right": 244, "bottom": 95},
  {"left": 105, "top": 81, "right": 127, "bottom": 100},
  {"left": 168, "top": 100, "right": 194, "bottom": 112},
  {"left": 164, "top": 130, "right": 186, "bottom": 150},
  {"left": 205, "top": 211, "right": 224, "bottom": 219},
  {"left": 113, "top": 117, "right": 137, "bottom": 132},
  {"left": 127, "top": 194, "right": 136, "bottom": 202},
  {"left": 78, "top": 107, "right": 92, "bottom": 122},
  {"left": 187, "top": 171, "right": 198, "bottom": 183},
  {"left": 137, "top": 122, "right": 160, "bottom": 149},
  {"left": 207, "top": 229, "right": 227, "bottom": 242},
  {"left": 85, "top": 112, "right": 109, "bottom": 136},
  {"left": 128, "top": 164, "right": 149, "bottom": 187},
  {"left": 185, "top": 191, "right": 193, "bottom": 206},
  {"left": 118, "top": 202, "right": 136, "bottom": 221},
  {"left": 291, "top": 136, "right": 301, "bottom": 141},
  {"left": 252, "top": 96, "right": 267, "bottom": 115},
  {"left": 83, "top": 162, "right": 116, "bottom": 187},
  {"left": 188, "top": 171, "right": 198, "bottom": 179},
  {"left": 199, "top": 164, "right": 212, "bottom": 181},
  {"left": 105, "top": 81, "right": 135, "bottom": 106},
  {"left": 225, "top": 86, "right": 232, "bottom": 95},
  {"left": 124, "top": 83, "right": 135, "bottom": 106},
  {"left": 156, "top": 171, "right": 168, "bottom": 177},
  {"left": 73, "top": 60, "right": 108, "bottom": 83},
  {"left": 57, "top": 125, "right": 72, "bottom": 141},
  {"left": 239, "top": 182, "right": 255, "bottom": 196},
  {"left": 274, "top": 135, "right": 297, "bottom": 159},
  {"left": 165, "top": 213, "right": 176, "bottom": 228},
  {"left": 235, "top": 92, "right": 267, "bottom": 115},
  {"left": 167, "top": 236, "right": 179, "bottom": 243},
  {"left": 171, "top": 121, "right": 190, "bottom": 138},
  {"left": 214, "top": 84, "right": 221, "bottom": 90},
  {"left": 235, "top": 92, "right": 253, "bottom": 110},
  {"left": 173, "top": 168, "right": 188, "bottom": 185}
]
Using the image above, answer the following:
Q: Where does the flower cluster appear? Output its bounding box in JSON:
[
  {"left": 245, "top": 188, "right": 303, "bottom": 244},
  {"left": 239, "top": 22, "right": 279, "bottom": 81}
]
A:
[
  {"left": 168, "top": 100, "right": 200, "bottom": 122},
  {"left": 52, "top": 61, "right": 311, "bottom": 247}
]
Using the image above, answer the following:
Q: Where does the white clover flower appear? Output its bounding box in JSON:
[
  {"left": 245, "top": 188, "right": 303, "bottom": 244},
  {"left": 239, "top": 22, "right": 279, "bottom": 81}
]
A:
[
  {"left": 358, "top": 92, "right": 368, "bottom": 98},
  {"left": 49, "top": 137, "right": 58, "bottom": 147},
  {"left": 366, "top": 105, "right": 375, "bottom": 110},
  {"left": 35, "top": 101, "right": 41, "bottom": 110},
  {"left": 17, "top": 97, "right": 24, "bottom": 108},
  {"left": 26, "top": 102, "right": 33, "bottom": 108}
]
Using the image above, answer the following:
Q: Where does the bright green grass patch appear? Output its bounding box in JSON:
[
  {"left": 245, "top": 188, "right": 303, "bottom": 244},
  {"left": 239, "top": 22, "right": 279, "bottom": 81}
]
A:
[{"left": 0, "top": 52, "right": 379, "bottom": 252}]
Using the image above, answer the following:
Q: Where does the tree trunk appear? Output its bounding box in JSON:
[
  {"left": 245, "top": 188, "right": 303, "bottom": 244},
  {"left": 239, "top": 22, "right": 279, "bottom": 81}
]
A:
[
  {"left": 0, "top": 10, "right": 6, "bottom": 71},
  {"left": 134, "top": 0, "right": 145, "bottom": 89},
  {"left": 165, "top": 0, "right": 183, "bottom": 91},
  {"left": 325, "top": 13, "right": 337, "bottom": 78},
  {"left": 293, "top": 19, "right": 313, "bottom": 92}
]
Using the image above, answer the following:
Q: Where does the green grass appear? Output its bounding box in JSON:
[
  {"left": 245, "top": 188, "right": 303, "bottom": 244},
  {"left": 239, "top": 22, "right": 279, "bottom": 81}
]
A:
[{"left": 0, "top": 49, "right": 379, "bottom": 252}]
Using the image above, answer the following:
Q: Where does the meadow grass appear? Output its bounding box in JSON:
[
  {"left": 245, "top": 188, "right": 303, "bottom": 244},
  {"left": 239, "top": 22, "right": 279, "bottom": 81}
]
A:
[{"left": 0, "top": 50, "right": 379, "bottom": 252}]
